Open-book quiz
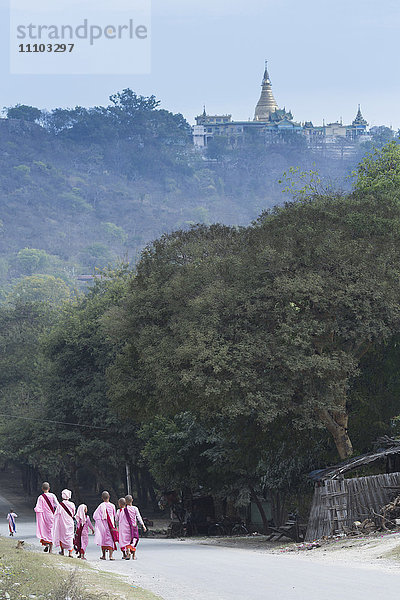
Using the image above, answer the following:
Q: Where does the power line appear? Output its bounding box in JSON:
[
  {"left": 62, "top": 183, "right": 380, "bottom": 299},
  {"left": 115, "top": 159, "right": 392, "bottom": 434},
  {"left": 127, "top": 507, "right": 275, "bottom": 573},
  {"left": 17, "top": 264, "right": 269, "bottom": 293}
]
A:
[{"left": 0, "top": 412, "right": 107, "bottom": 430}]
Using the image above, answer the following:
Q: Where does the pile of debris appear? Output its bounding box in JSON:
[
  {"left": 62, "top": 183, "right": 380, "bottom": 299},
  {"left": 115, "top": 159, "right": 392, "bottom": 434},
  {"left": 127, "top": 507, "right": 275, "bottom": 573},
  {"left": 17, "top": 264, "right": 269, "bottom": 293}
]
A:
[
  {"left": 381, "top": 495, "right": 400, "bottom": 529},
  {"left": 351, "top": 496, "right": 400, "bottom": 533},
  {"left": 352, "top": 519, "right": 377, "bottom": 534},
  {"left": 279, "top": 541, "right": 321, "bottom": 553}
]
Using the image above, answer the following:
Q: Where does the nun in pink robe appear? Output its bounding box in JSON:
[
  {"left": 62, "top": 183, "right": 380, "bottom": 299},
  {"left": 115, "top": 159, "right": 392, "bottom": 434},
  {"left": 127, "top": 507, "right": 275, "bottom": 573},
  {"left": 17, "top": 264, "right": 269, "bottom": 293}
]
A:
[
  {"left": 117, "top": 506, "right": 143, "bottom": 553},
  {"left": 52, "top": 489, "right": 76, "bottom": 556},
  {"left": 118, "top": 502, "right": 145, "bottom": 559},
  {"left": 116, "top": 506, "right": 130, "bottom": 554},
  {"left": 74, "top": 504, "right": 94, "bottom": 559},
  {"left": 34, "top": 486, "right": 58, "bottom": 550},
  {"left": 93, "top": 494, "right": 117, "bottom": 560}
]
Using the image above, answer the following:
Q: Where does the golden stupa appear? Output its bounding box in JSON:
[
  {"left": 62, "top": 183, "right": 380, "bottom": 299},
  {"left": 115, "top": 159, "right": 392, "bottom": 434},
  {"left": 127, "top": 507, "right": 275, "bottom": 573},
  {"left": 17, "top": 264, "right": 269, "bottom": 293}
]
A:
[{"left": 254, "top": 61, "right": 279, "bottom": 122}]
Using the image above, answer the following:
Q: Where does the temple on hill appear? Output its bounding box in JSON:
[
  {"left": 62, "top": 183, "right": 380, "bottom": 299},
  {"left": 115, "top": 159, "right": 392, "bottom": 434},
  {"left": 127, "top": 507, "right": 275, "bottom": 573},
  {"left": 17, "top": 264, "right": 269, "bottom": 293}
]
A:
[
  {"left": 254, "top": 61, "right": 279, "bottom": 121},
  {"left": 352, "top": 104, "right": 368, "bottom": 133},
  {"left": 193, "top": 61, "right": 370, "bottom": 154}
]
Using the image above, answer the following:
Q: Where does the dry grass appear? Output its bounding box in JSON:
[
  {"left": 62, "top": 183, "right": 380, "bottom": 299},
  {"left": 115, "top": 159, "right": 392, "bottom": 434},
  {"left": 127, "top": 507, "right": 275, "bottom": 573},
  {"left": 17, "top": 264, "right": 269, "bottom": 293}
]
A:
[{"left": 0, "top": 536, "right": 160, "bottom": 600}]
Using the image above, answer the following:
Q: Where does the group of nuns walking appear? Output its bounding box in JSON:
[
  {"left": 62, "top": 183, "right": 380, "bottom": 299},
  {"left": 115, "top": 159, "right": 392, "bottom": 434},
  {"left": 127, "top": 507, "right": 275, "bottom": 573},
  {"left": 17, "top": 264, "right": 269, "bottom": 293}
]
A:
[{"left": 34, "top": 482, "right": 146, "bottom": 560}]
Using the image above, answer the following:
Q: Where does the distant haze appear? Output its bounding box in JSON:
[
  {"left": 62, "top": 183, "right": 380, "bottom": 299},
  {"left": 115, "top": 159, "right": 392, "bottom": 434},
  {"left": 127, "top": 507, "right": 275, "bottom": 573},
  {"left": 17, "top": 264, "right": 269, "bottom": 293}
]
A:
[{"left": 1, "top": 0, "right": 399, "bottom": 129}]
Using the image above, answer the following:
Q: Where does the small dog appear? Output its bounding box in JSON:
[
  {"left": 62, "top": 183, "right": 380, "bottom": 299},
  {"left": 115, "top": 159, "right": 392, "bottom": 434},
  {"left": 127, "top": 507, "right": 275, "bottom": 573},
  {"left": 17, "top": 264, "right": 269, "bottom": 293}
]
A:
[{"left": 16, "top": 540, "right": 24, "bottom": 549}]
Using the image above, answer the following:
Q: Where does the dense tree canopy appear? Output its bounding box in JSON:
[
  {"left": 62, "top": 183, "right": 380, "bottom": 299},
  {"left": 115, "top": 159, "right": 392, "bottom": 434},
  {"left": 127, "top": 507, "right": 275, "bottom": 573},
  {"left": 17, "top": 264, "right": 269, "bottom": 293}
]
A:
[
  {"left": 6, "top": 104, "right": 42, "bottom": 122},
  {"left": 2, "top": 142, "right": 400, "bottom": 527},
  {"left": 354, "top": 140, "right": 400, "bottom": 194},
  {"left": 108, "top": 178, "right": 400, "bottom": 459},
  {"left": 0, "top": 267, "right": 153, "bottom": 501}
]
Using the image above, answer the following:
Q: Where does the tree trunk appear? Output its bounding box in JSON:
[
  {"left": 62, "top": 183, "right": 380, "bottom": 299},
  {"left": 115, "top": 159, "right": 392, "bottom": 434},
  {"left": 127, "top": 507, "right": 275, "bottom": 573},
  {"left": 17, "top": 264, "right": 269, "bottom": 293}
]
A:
[
  {"left": 68, "top": 465, "right": 82, "bottom": 505},
  {"left": 21, "top": 465, "right": 28, "bottom": 494},
  {"left": 270, "top": 491, "right": 286, "bottom": 527},
  {"left": 29, "top": 466, "right": 38, "bottom": 497},
  {"left": 140, "top": 468, "right": 153, "bottom": 506},
  {"left": 93, "top": 467, "right": 119, "bottom": 503},
  {"left": 318, "top": 409, "right": 353, "bottom": 459},
  {"left": 148, "top": 482, "right": 157, "bottom": 505},
  {"left": 249, "top": 485, "right": 270, "bottom": 534},
  {"left": 142, "top": 469, "right": 157, "bottom": 507},
  {"left": 133, "top": 467, "right": 144, "bottom": 504}
]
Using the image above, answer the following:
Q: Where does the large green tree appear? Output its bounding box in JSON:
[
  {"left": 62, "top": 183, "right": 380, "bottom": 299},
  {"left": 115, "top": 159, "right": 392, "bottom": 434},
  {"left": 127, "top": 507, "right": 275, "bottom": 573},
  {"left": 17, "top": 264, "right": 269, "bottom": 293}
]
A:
[
  {"left": 109, "top": 144, "right": 400, "bottom": 459},
  {"left": 0, "top": 296, "right": 62, "bottom": 492},
  {"left": 247, "top": 191, "right": 400, "bottom": 458},
  {"left": 39, "top": 266, "right": 156, "bottom": 502}
]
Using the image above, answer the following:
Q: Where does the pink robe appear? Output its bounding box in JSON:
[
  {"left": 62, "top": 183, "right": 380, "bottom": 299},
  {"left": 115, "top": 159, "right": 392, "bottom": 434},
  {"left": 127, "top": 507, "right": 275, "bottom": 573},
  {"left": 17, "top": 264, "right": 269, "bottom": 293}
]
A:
[
  {"left": 93, "top": 501, "right": 117, "bottom": 549},
  {"left": 75, "top": 516, "right": 94, "bottom": 553},
  {"left": 52, "top": 500, "right": 76, "bottom": 551},
  {"left": 117, "top": 505, "right": 144, "bottom": 550},
  {"left": 34, "top": 492, "right": 58, "bottom": 544}
]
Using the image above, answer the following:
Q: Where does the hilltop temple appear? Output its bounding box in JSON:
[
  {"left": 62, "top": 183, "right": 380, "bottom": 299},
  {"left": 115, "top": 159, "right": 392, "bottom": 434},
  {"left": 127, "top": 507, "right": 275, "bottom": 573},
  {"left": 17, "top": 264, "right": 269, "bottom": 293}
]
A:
[
  {"left": 254, "top": 61, "right": 279, "bottom": 121},
  {"left": 193, "top": 61, "right": 369, "bottom": 154}
]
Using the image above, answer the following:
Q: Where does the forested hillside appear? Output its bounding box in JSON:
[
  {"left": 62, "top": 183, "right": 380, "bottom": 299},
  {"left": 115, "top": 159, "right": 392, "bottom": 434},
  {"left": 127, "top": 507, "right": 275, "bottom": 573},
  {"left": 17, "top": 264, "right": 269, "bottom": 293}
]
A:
[
  {"left": 2, "top": 142, "right": 400, "bottom": 528},
  {"left": 0, "top": 90, "right": 368, "bottom": 299}
]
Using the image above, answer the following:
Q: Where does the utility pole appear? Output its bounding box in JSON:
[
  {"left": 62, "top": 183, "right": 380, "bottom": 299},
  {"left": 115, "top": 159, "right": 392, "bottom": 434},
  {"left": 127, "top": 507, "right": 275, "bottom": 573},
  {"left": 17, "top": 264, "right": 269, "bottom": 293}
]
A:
[{"left": 125, "top": 463, "right": 132, "bottom": 495}]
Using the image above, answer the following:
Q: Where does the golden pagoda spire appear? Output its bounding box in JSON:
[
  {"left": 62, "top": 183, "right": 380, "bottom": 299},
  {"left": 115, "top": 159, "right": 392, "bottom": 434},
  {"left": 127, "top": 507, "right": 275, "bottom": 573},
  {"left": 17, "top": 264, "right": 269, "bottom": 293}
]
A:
[{"left": 254, "top": 60, "right": 279, "bottom": 122}]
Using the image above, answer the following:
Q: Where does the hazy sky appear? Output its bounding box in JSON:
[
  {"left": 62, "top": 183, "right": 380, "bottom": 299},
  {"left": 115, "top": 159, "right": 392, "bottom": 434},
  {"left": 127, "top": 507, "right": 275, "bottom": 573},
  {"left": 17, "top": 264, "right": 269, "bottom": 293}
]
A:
[{"left": 1, "top": 0, "right": 400, "bottom": 128}]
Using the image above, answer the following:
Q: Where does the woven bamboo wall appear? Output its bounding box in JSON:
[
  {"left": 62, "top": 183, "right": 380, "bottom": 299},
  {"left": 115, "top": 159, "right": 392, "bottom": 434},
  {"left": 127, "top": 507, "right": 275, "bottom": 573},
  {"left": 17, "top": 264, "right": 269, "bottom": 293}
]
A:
[{"left": 305, "top": 472, "right": 400, "bottom": 541}]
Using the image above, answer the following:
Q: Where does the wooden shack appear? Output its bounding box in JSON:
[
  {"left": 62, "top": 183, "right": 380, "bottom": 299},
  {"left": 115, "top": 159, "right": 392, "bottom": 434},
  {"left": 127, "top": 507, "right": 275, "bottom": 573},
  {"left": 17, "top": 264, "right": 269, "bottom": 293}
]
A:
[{"left": 306, "top": 443, "right": 400, "bottom": 541}]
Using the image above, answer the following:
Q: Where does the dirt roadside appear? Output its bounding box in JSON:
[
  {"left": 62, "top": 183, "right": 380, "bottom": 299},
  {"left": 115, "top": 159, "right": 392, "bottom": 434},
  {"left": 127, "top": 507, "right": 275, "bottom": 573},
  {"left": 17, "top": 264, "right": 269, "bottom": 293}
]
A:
[{"left": 197, "top": 531, "right": 400, "bottom": 572}]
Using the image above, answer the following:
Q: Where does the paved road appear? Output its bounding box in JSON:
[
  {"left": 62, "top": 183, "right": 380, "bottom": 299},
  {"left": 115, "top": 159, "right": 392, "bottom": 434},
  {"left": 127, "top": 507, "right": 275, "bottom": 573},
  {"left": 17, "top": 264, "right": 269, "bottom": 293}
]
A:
[{"left": 2, "top": 493, "right": 400, "bottom": 600}]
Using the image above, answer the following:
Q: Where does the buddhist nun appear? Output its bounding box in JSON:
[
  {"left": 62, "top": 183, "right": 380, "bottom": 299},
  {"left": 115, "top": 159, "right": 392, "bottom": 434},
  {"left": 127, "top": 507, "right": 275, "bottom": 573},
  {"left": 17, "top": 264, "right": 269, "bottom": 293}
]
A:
[
  {"left": 120, "top": 494, "right": 146, "bottom": 559},
  {"left": 74, "top": 504, "right": 94, "bottom": 559},
  {"left": 93, "top": 490, "right": 118, "bottom": 560},
  {"left": 52, "top": 489, "right": 76, "bottom": 557},
  {"left": 34, "top": 482, "right": 58, "bottom": 553}
]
